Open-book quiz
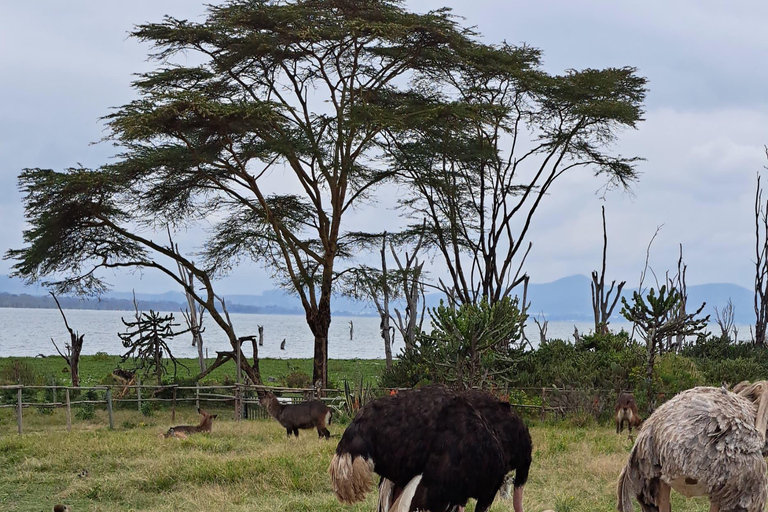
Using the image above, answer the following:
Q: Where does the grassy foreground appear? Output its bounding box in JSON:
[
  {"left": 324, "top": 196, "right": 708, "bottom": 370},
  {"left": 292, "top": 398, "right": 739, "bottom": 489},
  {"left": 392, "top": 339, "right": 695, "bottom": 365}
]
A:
[{"left": 0, "top": 407, "right": 720, "bottom": 512}]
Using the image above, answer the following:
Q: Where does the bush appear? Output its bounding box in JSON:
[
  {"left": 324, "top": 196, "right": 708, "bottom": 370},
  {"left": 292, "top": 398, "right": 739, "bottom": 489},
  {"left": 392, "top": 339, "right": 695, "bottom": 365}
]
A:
[
  {"left": 76, "top": 403, "right": 96, "bottom": 420},
  {"left": 654, "top": 353, "right": 703, "bottom": 394},
  {"left": 284, "top": 370, "right": 312, "bottom": 389},
  {"left": 141, "top": 401, "right": 155, "bottom": 417},
  {"left": 93, "top": 351, "right": 111, "bottom": 361},
  {"left": 381, "top": 297, "right": 526, "bottom": 389}
]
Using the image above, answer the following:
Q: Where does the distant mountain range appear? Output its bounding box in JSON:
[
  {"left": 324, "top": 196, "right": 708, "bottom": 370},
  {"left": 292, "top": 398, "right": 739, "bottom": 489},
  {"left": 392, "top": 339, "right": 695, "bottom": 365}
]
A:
[{"left": 0, "top": 274, "right": 756, "bottom": 323}]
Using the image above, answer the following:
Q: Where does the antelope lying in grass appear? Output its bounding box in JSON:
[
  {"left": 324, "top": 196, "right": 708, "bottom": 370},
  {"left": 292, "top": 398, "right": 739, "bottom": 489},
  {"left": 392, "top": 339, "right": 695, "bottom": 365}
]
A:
[
  {"left": 162, "top": 408, "right": 217, "bottom": 439},
  {"left": 260, "top": 391, "right": 332, "bottom": 438}
]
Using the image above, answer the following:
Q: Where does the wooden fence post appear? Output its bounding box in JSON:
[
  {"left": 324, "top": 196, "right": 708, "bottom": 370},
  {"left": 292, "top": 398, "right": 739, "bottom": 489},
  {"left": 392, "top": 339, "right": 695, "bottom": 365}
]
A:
[
  {"left": 540, "top": 387, "right": 547, "bottom": 420},
  {"left": 106, "top": 388, "right": 114, "bottom": 429},
  {"left": 16, "top": 387, "right": 23, "bottom": 435},
  {"left": 171, "top": 387, "right": 177, "bottom": 422},
  {"left": 234, "top": 385, "right": 241, "bottom": 421},
  {"left": 195, "top": 382, "right": 200, "bottom": 410},
  {"left": 65, "top": 388, "right": 72, "bottom": 432},
  {"left": 137, "top": 378, "right": 142, "bottom": 413}
]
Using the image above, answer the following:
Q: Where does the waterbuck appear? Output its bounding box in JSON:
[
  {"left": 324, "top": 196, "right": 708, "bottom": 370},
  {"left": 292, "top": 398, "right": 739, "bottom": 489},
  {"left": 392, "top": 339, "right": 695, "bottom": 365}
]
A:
[
  {"left": 615, "top": 391, "right": 642, "bottom": 434},
  {"left": 259, "top": 391, "right": 332, "bottom": 439},
  {"left": 163, "top": 408, "right": 218, "bottom": 438}
]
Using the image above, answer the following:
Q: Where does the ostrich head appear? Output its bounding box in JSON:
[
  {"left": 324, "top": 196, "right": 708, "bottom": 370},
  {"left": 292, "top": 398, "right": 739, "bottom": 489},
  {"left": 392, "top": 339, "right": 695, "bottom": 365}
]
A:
[{"left": 733, "top": 380, "right": 768, "bottom": 452}]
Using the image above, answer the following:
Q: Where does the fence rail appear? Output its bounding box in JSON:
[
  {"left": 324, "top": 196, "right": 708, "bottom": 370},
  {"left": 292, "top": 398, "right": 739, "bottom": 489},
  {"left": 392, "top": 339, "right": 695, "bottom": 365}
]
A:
[{"left": 0, "top": 383, "right": 641, "bottom": 435}]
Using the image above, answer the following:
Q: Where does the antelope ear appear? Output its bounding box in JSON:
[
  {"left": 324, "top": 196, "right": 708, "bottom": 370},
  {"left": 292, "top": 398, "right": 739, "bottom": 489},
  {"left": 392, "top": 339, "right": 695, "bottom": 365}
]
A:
[
  {"left": 211, "top": 414, "right": 218, "bottom": 420},
  {"left": 197, "top": 407, "right": 202, "bottom": 414}
]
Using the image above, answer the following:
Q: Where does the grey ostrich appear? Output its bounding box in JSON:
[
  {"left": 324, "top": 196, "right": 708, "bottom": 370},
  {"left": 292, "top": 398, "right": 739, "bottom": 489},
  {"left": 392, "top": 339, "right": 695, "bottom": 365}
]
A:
[{"left": 617, "top": 382, "right": 768, "bottom": 512}]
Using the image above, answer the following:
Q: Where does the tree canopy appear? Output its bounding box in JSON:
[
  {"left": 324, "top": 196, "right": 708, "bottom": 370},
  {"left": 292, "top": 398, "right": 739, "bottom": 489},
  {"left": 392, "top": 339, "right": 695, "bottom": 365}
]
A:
[{"left": 6, "top": 0, "right": 647, "bottom": 387}]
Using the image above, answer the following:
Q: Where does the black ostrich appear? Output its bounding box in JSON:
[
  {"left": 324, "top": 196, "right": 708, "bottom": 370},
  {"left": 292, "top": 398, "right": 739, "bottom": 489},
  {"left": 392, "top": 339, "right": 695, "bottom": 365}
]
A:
[{"left": 329, "top": 385, "right": 531, "bottom": 512}]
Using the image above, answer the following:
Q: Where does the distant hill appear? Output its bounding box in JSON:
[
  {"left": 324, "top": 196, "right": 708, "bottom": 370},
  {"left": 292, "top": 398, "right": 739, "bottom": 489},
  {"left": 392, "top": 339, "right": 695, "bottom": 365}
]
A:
[
  {"left": 0, "top": 274, "right": 756, "bottom": 322},
  {"left": 523, "top": 275, "right": 755, "bottom": 324}
]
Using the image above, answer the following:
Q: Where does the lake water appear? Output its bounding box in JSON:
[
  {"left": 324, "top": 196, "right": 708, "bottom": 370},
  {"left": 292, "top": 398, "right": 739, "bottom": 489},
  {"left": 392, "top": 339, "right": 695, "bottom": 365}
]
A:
[{"left": 0, "top": 308, "right": 749, "bottom": 358}]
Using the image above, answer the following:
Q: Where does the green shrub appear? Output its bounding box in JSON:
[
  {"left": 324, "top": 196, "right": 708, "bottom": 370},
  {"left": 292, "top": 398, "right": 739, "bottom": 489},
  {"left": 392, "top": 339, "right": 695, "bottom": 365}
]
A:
[
  {"left": 141, "top": 400, "right": 155, "bottom": 417},
  {"left": 284, "top": 370, "right": 312, "bottom": 389},
  {"left": 93, "top": 351, "right": 111, "bottom": 361},
  {"left": 381, "top": 297, "right": 526, "bottom": 389},
  {"left": 76, "top": 403, "right": 96, "bottom": 420},
  {"left": 654, "top": 353, "right": 703, "bottom": 394}
]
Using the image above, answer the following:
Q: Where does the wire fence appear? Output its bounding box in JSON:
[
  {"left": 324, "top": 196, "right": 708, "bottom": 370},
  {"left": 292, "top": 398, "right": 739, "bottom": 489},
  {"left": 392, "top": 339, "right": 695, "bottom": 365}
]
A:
[{"left": 0, "top": 383, "right": 640, "bottom": 435}]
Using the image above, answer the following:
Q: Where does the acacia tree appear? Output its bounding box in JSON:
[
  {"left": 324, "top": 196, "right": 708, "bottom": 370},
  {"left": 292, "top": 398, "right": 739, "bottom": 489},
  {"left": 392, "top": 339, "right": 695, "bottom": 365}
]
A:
[
  {"left": 389, "top": 46, "right": 646, "bottom": 306},
  {"left": 5, "top": 167, "right": 262, "bottom": 384},
  {"left": 5, "top": 1, "right": 489, "bottom": 389}
]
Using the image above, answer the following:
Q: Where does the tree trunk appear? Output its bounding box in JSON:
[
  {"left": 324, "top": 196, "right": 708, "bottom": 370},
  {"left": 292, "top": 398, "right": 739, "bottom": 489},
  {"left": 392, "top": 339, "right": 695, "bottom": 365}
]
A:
[
  {"left": 382, "top": 322, "right": 393, "bottom": 370},
  {"left": 313, "top": 332, "right": 328, "bottom": 392},
  {"left": 70, "top": 357, "right": 81, "bottom": 388}
]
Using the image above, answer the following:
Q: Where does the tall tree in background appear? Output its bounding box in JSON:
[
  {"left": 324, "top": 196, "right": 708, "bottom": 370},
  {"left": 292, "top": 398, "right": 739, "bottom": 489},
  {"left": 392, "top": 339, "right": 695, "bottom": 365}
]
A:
[
  {"left": 754, "top": 154, "right": 768, "bottom": 346},
  {"left": 5, "top": 0, "right": 488, "bottom": 389},
  {"left": 389, "top": 45, "right": 646, "bottom": 306},
  {"left": 345, "top": 230, "right": 427, "bottom": 369},
  {"left": 590, "top": 205, "right": 626, "bottom": 334}
]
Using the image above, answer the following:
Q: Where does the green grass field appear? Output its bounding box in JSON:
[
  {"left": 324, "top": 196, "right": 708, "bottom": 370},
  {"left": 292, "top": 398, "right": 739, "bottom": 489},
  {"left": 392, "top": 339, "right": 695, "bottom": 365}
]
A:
[{"left": 0, "top": 406, "right": 721, "bottom": 512}]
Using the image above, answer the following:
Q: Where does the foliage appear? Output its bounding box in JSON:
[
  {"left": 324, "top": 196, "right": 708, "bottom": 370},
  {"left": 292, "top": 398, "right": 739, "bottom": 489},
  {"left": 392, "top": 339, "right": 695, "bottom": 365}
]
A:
[
  {"left": 284, "top": 369, "right": 312, "bottom": 389},
  {"left": 140, "top": 401, "right": 155, "bottom": 418},
  {"left": 119, "top": 310, "right": 190, "bottom": 385},
  {"left": 0, "top": 359, "right": 38, "bottom": 386},
  {"left": 333, "top": 376, "right": 377, "bottom": 423},
  {"left": 515, "top": 335, "right": 645, "bottom": 390},
  {"left": 93, "top": 351, "right": 110, "bottom": 361},
  {"left": 654, "top": 354, "right": 702, "bottom": 394},
  {"left": 382, "top": 296, "right": 526, "bottom": 389},
  {"left": 75, "top": 403, "right": 96, "bottom": 421}
]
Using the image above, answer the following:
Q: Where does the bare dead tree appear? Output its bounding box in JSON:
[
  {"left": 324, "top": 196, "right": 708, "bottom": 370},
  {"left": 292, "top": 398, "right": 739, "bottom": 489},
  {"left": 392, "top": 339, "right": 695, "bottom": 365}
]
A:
[
  {"left": 665, "top": 244, "right": 689, "bottom": 353},
  {"left": 49, "top": 292, "right": 84, "bottom": 387},
  {"left": 390, "top": 230, "right": 427, "bottom": 352},
  {"left": 533, "top": 313, "right": 548, "bottom": 345},
  {"left": 590, "top": 205, "right": 626, "bottom": 335},
  {"left": 629, "top": 225, "right": 664, "bottom": 341},
  {"left": 714, "top": 298, "right": 736, "bottom": 341},
  {"left": 755, "top": 160, "right": 768, "bottom": 346}
]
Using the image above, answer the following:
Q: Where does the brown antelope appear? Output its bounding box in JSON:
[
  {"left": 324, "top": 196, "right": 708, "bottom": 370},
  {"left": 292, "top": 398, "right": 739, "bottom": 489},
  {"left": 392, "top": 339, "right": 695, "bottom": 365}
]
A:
[
  {"left": 163, "top": 408, "right": 218, "bottom": 438},
  {"left": 615, "top": 391, "right": 642, "bottom": 434},
  {"left": 260, "top": 391, "right": 332, "bottom": 438}
]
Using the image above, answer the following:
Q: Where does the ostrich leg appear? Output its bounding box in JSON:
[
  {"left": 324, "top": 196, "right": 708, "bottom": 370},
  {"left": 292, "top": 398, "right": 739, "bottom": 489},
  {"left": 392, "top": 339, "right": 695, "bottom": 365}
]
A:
[{"left": 658, "top": 482, "right": 671, "bottom": 512}]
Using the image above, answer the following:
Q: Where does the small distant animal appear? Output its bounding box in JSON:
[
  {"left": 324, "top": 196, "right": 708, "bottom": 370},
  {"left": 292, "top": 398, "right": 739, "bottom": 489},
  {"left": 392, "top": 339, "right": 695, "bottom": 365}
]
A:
[
  {"left": 259, "top": 391, "right": 332, "bottom": 438},
  {"left": 615, "top": 391, "right": 642, "bottom": 434},
  {"left": 54, "top": 505, "right": 72, "bottom": 512},
  {"left": 280, "top": 338, "right": 286, "bottom": 350},
  {"left": 162, "top": 408, "right": 217, "bottom": 438}
]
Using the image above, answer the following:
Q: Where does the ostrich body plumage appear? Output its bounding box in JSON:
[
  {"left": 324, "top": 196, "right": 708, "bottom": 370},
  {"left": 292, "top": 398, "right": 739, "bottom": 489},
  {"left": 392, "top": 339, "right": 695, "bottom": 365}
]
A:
[{"left": 618, "top": 385, "right": 768, "bottom": 512}]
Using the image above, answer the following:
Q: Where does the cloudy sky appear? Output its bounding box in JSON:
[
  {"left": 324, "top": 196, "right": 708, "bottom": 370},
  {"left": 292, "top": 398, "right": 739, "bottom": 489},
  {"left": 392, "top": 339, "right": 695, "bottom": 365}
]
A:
[{"left": 1, "top": 1, "right": 767, "bottom": 295}]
